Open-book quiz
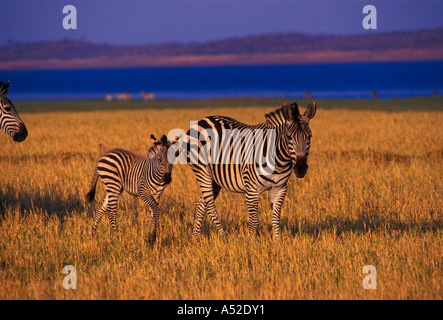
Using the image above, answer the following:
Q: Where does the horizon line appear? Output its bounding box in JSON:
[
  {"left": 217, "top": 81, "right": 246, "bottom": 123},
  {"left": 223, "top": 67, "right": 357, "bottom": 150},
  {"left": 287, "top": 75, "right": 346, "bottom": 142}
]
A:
[{"left": 2, "top": 27, "right": 442, "bottom": 47}]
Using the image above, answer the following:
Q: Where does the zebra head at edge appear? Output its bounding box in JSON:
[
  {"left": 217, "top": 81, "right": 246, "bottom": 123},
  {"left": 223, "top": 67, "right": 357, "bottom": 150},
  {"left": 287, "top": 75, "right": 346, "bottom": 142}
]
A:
[{"left": 0, "top": 81, "right": 28, "bottom": 142}]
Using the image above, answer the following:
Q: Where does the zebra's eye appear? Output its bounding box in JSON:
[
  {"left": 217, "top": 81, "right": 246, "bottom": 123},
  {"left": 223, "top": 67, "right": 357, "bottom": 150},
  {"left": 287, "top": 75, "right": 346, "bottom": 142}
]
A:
[{"left": 3, "top": 106, "right": 11, "bottom": 112}]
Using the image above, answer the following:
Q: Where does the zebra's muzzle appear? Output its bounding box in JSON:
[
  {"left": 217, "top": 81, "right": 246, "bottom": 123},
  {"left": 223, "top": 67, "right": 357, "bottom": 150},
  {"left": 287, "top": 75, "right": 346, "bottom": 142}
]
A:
[
  {"left": 294, "top": 157, "right": 308, "bottom": 178},
  {"left": 164, "top": 171, "right": 172, "bottom": 185},
  {"left": 13, "top": 122, "right": 28, "bottom": 142}
]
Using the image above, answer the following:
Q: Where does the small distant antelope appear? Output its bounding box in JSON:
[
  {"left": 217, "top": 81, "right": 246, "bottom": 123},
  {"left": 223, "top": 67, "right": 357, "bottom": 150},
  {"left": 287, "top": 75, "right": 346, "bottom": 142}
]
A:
[
  {"left": 140, "top": 91, "right": 155, "bottom": 100},
  {"left": 114, "top": 93, "right": 132, "bottom": 101},
  {"left": 370, "top": 91, "right": 379, "bottom": 100},
  {"left": 105, "top": 94, "right": 113, "bottom": 101},
  {"left": 86, "top": 134, "right": 179, "bottom": 244}
]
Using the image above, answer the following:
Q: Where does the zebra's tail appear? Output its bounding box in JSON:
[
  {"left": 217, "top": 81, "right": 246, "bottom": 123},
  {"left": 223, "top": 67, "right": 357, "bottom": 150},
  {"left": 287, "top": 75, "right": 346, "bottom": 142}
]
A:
[{"left": 86, "top": 169, "right": 99, "bottom": 202}]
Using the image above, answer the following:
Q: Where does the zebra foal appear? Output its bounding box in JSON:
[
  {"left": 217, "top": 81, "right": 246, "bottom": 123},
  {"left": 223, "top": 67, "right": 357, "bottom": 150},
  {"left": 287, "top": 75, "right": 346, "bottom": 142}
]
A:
[
  {"left": 86, "top": 134, "right": 178, "bottom": 244},
  {"left": 0, "top": 81, "right": 27, "bottom": 142},
  {"left": 181, "top": 101, "right": 317, "bottom": 241}
]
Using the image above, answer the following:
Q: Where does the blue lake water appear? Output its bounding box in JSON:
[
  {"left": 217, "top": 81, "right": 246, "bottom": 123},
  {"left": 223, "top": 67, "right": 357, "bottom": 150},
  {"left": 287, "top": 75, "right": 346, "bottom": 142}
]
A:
[{"left": 1, "top": 61, "right": 442, "bottom": 101}]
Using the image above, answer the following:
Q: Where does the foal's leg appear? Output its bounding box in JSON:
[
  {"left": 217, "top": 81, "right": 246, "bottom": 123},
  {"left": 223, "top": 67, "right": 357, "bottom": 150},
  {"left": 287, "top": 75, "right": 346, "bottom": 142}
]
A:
[
  {"left": 139, "top": 188, "right": 162, "bottom": 245},
  {"left": 105, "top": 189, "right": 121, "bottom": 232},
  {"left": 90, "top": 195, "right": 108, "bottom": 237}
]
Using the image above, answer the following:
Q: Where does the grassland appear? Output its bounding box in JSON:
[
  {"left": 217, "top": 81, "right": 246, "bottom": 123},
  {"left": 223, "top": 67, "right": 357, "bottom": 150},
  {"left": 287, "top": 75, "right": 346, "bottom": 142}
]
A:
[{"left": 0, "top": 97, "right": 442, "bottom": 300}]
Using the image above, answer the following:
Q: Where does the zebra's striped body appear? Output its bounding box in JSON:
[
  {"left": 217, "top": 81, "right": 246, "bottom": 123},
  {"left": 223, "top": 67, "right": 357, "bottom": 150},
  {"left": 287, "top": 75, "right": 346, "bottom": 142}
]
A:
[
  {"left": 0, "top": 81, "right": 27, "bottom": 142},
  {"left": 183, "top": 102, "right": 316, "bottom": 241},
  {"left": 86, "top": 135, "right": 176, "bottom": 244}
]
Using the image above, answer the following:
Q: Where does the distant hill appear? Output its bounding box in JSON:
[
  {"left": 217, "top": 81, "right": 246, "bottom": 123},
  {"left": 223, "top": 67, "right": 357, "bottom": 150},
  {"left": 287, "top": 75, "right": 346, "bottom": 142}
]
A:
[{"left": 1, "top": 29, "right": 442, "bottom": 69}]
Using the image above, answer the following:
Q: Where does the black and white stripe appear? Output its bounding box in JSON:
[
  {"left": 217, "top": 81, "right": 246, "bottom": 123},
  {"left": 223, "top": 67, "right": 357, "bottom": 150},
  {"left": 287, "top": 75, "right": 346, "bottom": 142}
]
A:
[
  {"left": 182, "top": 102, "right": 317, "bottom": 241},
  {"left": 86, "top": 134, "right": 177, "bottom": 244},
  {"left": 0, "top": 81, "right": 27, "bottom": 142}
]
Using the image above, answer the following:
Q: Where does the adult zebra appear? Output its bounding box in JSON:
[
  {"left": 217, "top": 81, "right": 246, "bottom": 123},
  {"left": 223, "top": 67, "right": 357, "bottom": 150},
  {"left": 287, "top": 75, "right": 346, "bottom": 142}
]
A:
[
  {"left": 0, "top": 81, "right": 28, "bottom": 142},
  {"left": 86, "top": 134, "right": 178, "bottom": 244},
  {"left": 181, "top": 101, "right": 316, "bottom": 241}
]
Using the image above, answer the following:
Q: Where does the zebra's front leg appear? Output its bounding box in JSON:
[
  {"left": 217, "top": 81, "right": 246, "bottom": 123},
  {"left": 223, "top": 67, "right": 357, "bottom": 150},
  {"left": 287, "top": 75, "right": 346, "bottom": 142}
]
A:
[
  {"left": 206, "top": 197, "right": 227, "bottom": 241},
  {"left": 192, "top": 197, "right": 206, "bottom": 242},
  {"left": 245, "top": 192, "right": 260, "bottom": 239},
  {"left": 269, "top": 185, "right": 288, "bottom": 241},
  {"left": 140, "top": 190, "right": 161, "bottom": 245},
  {"left": 193, "top": 178, "right": 225, "bottom": 241},
  {"left": 206, "top": 185, "right": 226, "bottom": 241},
  {"left": 146, "top": 194, "right": 161, "bottom": 218}
]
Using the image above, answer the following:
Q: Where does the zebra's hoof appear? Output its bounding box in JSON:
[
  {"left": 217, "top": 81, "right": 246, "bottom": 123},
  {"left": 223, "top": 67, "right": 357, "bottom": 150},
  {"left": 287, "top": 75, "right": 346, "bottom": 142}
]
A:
[
  {"left": 192, "top": 232, "right": 201, "bottom": 243},
  {"left": 220, "top": 231, "right": 228, "bottom": 242}
]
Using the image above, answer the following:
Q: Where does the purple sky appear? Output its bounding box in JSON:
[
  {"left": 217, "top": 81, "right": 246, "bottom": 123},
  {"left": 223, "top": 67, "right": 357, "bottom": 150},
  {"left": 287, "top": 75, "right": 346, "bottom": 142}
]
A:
[{"left": 1, "top": 0, "right": 442, "bottom": 45}]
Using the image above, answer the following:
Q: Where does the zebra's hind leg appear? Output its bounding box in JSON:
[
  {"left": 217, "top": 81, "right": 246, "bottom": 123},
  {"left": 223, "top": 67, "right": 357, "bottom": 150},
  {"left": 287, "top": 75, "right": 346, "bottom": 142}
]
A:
[
  {"left": 106, "top": 192, "right": 120, "bottom": 233},
  {"left": 90, "top": 195, "right": 108, "bottom": 237}
]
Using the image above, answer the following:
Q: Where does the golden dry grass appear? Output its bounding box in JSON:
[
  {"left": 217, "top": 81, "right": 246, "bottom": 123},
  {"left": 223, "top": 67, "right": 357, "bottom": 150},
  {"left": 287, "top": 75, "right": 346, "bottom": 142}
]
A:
[{"left": 0, "top": 99, "right": 442, "bottom": 299}]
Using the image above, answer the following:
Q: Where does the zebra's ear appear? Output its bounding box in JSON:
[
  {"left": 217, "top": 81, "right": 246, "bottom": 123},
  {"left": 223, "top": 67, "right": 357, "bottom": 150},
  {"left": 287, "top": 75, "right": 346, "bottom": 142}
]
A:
[
  {"left": 282, "top": 103, "right": 293, "bottom": 121},
  {"left": 283, "top": 102, "right": 300, "bottom": 122},
  {"left": 290, "top": 102, "right": 300, "bottom": 118},
  {"left": 151, "top": 134, "right": 162, "bottom": 149},
  {"left": 0, "top": 81, "right": 10, "bottom": 95},
  {"left": 160, "top": 135, "right": 169, "bottom": 146},
  {"left": 303, "top": 101, "right": 317, "bottom": 120}
]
